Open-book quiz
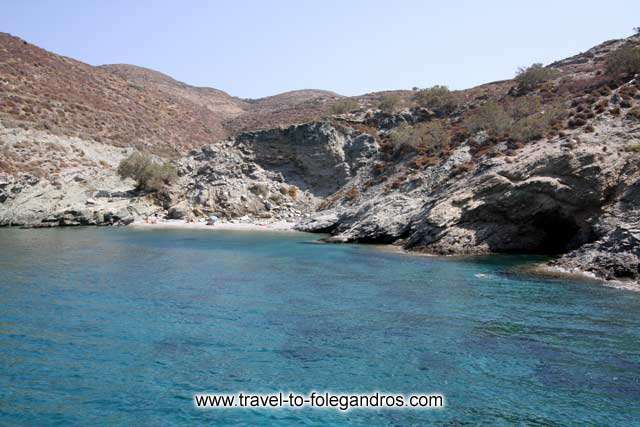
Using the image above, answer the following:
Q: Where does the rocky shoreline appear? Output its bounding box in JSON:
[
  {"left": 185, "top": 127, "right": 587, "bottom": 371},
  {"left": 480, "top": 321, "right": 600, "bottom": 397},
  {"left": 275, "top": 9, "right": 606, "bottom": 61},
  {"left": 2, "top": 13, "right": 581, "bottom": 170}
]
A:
[
  {"left": 2, "top": 35, "right": 640, "bottom": 290},
  {"left": 2, "top": 109, "right": 639, "bottom": 290}
]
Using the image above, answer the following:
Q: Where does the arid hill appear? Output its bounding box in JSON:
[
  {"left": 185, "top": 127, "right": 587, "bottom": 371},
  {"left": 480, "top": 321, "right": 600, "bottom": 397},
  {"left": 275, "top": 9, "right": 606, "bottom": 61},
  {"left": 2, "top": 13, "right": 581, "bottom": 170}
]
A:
[{"left": 0, "top": 32, "right": 342, "bottom": 161}]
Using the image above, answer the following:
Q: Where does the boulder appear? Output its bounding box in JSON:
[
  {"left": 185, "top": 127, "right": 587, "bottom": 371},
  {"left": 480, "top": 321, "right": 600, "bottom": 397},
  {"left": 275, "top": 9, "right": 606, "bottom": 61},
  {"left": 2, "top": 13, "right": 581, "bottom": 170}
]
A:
[{"left": 167, "top": 202, "right": 189, "bottom": 219}]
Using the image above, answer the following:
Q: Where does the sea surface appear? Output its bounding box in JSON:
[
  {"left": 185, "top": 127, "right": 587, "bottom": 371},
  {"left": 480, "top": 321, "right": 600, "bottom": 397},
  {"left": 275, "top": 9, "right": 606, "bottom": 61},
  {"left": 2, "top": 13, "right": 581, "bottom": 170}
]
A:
[{"left": 0, "top": 228, "right": 639, "bottom": 426}]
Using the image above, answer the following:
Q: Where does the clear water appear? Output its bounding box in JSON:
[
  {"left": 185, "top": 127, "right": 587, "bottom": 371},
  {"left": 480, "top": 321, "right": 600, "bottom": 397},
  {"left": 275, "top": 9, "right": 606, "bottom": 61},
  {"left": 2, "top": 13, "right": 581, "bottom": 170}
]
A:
[{"left": 0, "top": 228, "right": 639, "bottom": 426}]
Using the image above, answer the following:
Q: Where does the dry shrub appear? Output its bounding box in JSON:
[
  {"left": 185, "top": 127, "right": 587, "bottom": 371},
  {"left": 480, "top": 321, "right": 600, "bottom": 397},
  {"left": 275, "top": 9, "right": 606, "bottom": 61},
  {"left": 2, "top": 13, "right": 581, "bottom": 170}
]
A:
[
  {"left": 330, "top": 99, "right": 359, "bottom": 114},
  {"left": 567, "top": 117, "right": 587, "bottom": 129},
  {"left": 414, "top": 85, "right": 458, "bottom": 115},
  {"left": 511, "top": 103, "right": 565, "bottom": 142},
  {"left": 378, "top": 94, "right": 403, "bottom": 114},
  {"left": 389, "top": 121, "right": 450, "bottom": 156},
  {"left": 620, "top": 85, "right": 639, "bottom": 99},
  {"left": 465, "top": 101, "right": 512, "bottom": 136},
  {"left": 515, "top": 64, "right": 561, "bottom": 94},
  {"left": 607, "top": 44, "right": 640, "bottom": 77},
  {"left": 466, "top": 97, "right": 565, "bottom": 142},
  {"left": 559, "top": 75, "right": 614, "bottom": 96},
  {"left": 117, "top": 152, "right": 176, "bottom": 192}
]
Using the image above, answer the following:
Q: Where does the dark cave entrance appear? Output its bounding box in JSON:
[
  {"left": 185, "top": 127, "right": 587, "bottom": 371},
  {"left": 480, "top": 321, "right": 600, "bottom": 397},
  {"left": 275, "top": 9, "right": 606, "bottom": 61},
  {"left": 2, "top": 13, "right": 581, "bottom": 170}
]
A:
[{"left": 529, "top": 210, "right": 584, "bottom": 255}]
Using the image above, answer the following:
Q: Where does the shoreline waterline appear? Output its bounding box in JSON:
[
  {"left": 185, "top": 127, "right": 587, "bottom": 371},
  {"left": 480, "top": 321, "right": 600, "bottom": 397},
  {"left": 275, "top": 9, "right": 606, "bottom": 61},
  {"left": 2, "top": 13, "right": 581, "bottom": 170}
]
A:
[{"left": 128, "top": 219, "right": 301, "bottom": 233}]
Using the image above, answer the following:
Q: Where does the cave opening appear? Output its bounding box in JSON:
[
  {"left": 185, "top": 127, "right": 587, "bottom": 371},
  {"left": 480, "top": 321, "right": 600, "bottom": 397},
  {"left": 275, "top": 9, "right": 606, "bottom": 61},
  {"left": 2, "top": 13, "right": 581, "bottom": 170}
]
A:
[{"left": 530, "top": 210, "right": 584, "bottom": 255}]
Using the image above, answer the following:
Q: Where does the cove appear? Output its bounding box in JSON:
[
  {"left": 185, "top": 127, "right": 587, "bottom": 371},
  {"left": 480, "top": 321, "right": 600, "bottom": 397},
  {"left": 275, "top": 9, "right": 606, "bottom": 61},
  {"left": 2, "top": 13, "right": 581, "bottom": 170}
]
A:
[{"left": 0, "top": 227, "right": 639, "bottom": 425}]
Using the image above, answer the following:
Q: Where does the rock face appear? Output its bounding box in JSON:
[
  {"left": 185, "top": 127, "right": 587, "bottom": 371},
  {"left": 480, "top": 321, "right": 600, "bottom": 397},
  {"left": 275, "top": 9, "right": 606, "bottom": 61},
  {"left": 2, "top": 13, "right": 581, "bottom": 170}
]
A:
[
  {"left": 0, "top": 124, "right": 162, "bottom": 227},
  {"left": 0, "top": 170, "right": 160, "bottom": 227},
  {"left": 299, "top": 112, "right": 640, "bottom": 287},
  {"left": 3, "top": 33, "right": 640, "bottom": 289},
  {"left": 551, "top": 165, "right": 640, "bottom": 281},
  {"left": 171, "top": 122, "right": 379, "bottom": 222},
  {"left": 237, "top": 122, "right": 377, "bottom": 196},
  {"left": 167, "top": 201, "right": 190, "bottom": 220}
]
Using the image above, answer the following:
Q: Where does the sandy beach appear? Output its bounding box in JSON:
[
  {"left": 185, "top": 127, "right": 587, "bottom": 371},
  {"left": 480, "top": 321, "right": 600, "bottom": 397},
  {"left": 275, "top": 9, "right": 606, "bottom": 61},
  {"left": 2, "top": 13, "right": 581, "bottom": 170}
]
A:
[{"left": 128, "top": 219, "right": 300, "bottom": 232}]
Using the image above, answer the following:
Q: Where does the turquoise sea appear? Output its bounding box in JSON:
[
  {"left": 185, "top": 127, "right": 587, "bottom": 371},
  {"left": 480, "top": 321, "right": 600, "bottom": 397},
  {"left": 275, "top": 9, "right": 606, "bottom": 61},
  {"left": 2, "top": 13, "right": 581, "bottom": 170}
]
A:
[{"left": 0, "top": 228, "right": 639, "bottom": 426}]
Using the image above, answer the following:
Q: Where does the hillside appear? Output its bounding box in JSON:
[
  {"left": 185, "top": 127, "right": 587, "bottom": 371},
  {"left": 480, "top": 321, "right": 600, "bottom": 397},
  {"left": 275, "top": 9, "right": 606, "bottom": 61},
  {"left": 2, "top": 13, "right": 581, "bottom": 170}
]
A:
[
  {"left": 2, "top": 32, "right": 640, "bottom": 287},
  {"left": 0, "top": 32, "right": 343, "bottom": 164},
  {"left": 0, "top": 33, "right": 233, "bottom": 155},
  {"left": 227, "top": 89, "right": 342, "bottom": 133},
  {"left": 98, "top": 63, "right": 248, "bottom": 117}
]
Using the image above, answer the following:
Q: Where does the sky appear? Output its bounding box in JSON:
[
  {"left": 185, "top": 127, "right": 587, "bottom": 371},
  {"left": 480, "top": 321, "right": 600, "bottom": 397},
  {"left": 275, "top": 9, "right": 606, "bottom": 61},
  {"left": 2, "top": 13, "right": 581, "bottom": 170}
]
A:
[{"left": 2, "top": 1, "right": 639, "bottom": 99}]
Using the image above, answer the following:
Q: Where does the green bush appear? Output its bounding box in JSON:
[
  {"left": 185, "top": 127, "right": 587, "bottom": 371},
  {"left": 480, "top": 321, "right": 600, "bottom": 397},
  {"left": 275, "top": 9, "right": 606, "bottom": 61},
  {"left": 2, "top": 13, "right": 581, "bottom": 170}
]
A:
[
  {"left": 414, "top": 85, "right": 458, "bottom": 114},
  {"left": 117, "top": 152, "right": 177, "bottom": 192},
  {"left": 389, "top": 123, "right": 412, "bottom": 148},
  {"left": 511, "top": 105, "right": 563, "bottom": 142},
  {"left": 606, "top": 45, "right": 640, "bottom": 77},
  {"left": 466, "top": 97, "right": 564, "bottom": 142},
  {"left": 465, "top": 101, "right": 512, "bottom": 136},
  {"left": 389, "top": 121, "right": 450, "bottom": 154},
  {"left": 329, "top": 98, "right": 359, "bottom": 114},
  {"left": 379, "top": 94, "right": 403, "bottom": 114},
  {"left": 515, "top": 63, "right": 560, "bottom": 93}
]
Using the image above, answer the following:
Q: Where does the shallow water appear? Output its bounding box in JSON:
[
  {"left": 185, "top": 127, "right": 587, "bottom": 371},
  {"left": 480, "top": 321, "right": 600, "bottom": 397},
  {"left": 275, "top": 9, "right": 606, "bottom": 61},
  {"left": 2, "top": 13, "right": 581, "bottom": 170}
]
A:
[{"left": 0, "top": 228, "right": 639, "bottom": 426}]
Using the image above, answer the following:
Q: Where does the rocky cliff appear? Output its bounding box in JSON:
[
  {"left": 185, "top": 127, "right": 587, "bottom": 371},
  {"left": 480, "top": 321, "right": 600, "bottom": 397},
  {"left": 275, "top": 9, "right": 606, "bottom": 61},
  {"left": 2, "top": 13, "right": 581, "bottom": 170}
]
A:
[
  {"left": 2, "top": 33, "right": 640, "bottom": 288},
  {"left": 299, "top": 114, "right": 640, "bottom": 285}
]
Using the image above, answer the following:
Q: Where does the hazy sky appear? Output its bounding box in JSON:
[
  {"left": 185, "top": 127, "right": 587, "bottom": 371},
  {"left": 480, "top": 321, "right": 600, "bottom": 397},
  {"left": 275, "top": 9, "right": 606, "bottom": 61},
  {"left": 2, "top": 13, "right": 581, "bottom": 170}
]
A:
[{"left": 2, "top": 1, "right": 639, "bottom": 98}]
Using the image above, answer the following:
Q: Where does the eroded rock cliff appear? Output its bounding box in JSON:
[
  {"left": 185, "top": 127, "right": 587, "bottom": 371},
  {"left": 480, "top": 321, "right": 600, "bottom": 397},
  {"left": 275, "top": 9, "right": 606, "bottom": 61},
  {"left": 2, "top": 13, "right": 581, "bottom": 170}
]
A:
[{"left": 2, "top": 33, "right": 640, "bottom": 289}]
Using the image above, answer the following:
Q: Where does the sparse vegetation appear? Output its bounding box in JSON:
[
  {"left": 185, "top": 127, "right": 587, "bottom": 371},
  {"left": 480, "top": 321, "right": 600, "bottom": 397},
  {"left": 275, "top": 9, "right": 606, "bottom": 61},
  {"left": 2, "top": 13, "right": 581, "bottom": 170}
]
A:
[
  {"left": 378, "top": 94, "right": 403, "bottom": 114},
  {"left": 510, "top": 99, "right": 565, "bottom": 142},
  {"left": 465, "top": 101, "right": 512, "bottom": 136},
  {"left": 626, "top": 143, "right": 640, "bottom": 153},
  {"left": 465, "top": 97, "right": 564, "bottom": 142},
  {"left": 389, "top": 121, "right": 450, "bottom": 156},
  {"left": 606, "top": 45, "right": 640, "bottom": 77},
  {"left": 330, "top": 98, "right": 359, "bottom": 114},
  {"left": 117, "top": 152, "right": 177, "bottom": 192},
  {"left": 515, "top": 64, "right": 560, "bottom": 94},
  {"left": 414, "top": 85, "right": 458, "bottom": 115}
]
